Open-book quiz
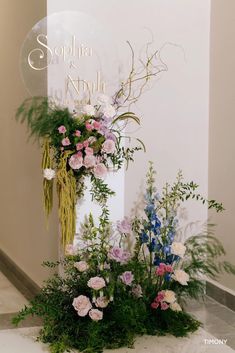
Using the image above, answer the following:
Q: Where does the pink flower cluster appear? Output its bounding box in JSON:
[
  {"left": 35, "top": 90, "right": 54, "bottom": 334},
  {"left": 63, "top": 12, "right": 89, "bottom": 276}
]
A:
[
  {"left": 155, "top": 263, "right": 173, "bottom": 276},
  {"left": 151, "top": 291, "right": 169, "bottom": 311},
  {"left": 108, "top": 246, "right": 131, "bottom": 264}
]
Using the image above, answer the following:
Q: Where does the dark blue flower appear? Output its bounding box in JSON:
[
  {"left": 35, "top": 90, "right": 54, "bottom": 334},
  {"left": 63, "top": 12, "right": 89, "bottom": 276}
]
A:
[
  {"left": 139, "top": 231, "right": 149, "bottom": 244},
  {"left": 154, "top": 256, "right": 164, "bottom": 266},
  {"left": 163, "top": 245, "right": 171, "bottom": 254},
  {"left": 165, "top": 274, "right": 171, "bottom": 282}
]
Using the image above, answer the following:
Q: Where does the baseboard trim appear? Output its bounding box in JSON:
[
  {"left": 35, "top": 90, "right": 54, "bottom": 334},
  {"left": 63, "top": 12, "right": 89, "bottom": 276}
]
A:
[
  {"left": 206, "top": 280, "right": 235, "bottom": 311},
  {"left": 0, "top": 249, "right": 40, "bottom": 301}
]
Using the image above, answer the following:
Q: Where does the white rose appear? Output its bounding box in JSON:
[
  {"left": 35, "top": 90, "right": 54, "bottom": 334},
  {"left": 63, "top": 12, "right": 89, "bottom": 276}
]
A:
[
  {"left": 171, "top": 242, "right": 186, "bottom": 258},
  {"left": 163, "top": 290, "right": 176, "bottom": 304},
  {"left": 170, "top": 302, "right": 182, "bottom": 312},
  {"left": 172, "top": 269, "right": 189, "bottom": 286},
  {"left": 95, "top": 93, "right": 110, "bottom": 105},
  {"left": 82, "top": 104, "right": 96, "bottom": 116},
  {"left": 101, "top": 104, "right": 116, "bottom": 118},
  {"left": 74, "top": 261, "right": 89, "bottom": 272},
  {"left": 43, "top": 168, "right": 56, "bottom": 180}
]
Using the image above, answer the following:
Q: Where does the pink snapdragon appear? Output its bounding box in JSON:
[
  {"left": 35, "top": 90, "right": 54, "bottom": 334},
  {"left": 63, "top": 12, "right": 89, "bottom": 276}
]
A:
[
  {"left": 120, "top": 271, "right": 134, "bottom": 286},
  {"left": 58, "top": 125, "right": 66, "bottom": 134},
  {"left": 61, "top": 137, "right": 71, "bottom": 146}
]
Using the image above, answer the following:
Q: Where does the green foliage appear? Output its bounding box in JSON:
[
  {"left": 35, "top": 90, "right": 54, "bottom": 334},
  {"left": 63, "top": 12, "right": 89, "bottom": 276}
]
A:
[{"left": 90, "top": 177, "right": 115, "bottom": 205}]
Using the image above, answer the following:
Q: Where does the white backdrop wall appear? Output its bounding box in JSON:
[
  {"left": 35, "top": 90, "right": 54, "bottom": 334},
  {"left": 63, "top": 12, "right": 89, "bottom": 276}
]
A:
[{"left": 47, "top": 0, "right": 210, "bottom": 230}]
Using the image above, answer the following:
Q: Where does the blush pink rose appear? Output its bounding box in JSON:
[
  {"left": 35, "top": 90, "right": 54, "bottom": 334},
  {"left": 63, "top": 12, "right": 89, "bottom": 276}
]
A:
[
  {"left": 62, "top": 137, "right": 71, "bottom": 146},
  {"left": 76, "top": 143, "right": 83, "bottom": 151},
  {"left": 74, "top": 261, "right": 89, "bottom": 272},
  {"left": 161, "top": 302, "right": 169, "bottom": 311},
  {"left": 93, "top": 163, "right": 107, "bottom": 179},
  {"left": 156, "top": 291, "right": 165, "bottom": 302},
  {"left": 85, "top": 147, "right": 94, "bottom": 155},
  {"left": 102, "top": 139, "right": 116, "bottom": 154},
  {"left": 74, "top": 130, "right": 81, "bottom": 137},
  {"left": 89, "top": 309, "right": 103, "bottom": 321},
  {"left": 69, "top": 154, "right": 83, "bottom": 170},
  {"left": 72, "top": 295, "right": 92, "bottom": 317},
  {"left": 87, "top": 276, "right": 106, "bottom": 291},
  {"left": 84, "top": 155, "right": 96, "bottom": 168},
  {"left": 58, "top": 125, "right": 66, "bottom": 134},
  {"left": 108, "top": 247, "right": 130, "bottom": 264},
  {"left": 95, "top": 296, "right": 109, "bottom": 308},
  {"left": 120, "top": 271, "right": 134, "bottom": 286}
]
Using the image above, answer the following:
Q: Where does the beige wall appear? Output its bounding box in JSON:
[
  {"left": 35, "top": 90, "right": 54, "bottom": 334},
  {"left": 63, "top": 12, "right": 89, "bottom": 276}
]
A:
[
  {"left": 0, "top": 0, "right": 58, "bottom": 286},
  {"left": 209, "top": 0, "right": 235, "bottom": 291}
]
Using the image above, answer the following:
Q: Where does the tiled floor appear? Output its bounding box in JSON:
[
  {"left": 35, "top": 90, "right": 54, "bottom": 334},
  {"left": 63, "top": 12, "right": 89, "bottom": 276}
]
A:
[{"left": 0, "top": 271, "right": 234, "bottom": 352}]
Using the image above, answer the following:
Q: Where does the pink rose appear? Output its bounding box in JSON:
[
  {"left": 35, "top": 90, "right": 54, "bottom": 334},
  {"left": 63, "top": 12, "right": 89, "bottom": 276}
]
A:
[
  {"left": 93, "top": 121, "right": 101, "bottom": 130},
  {"left": 83, "top": 140, "right": 89, "bottom": 148},
  {"left": 86, "top": 122, "right": 93, "bottom": 131},
  {"left": 117, "top": 217, "right": 132, "bottom": 234},
  {"left": 87, "top": 276, "right": 106, "bottom": 291},
  {"left": 62, "top": 137, "right": 71, "bottom": 146},
  {"left": 69, "top": 154, "right": 83, "bottom": 170},
  {"left": 151, "top": 302, "right": 159, "bottom": 309},
  {"left": 84, "top": 155, "right": 96, "bottom": 168},
  {"left": 93, "top": 163, "right": 107, "bottom": 179},
  {"left": 120, "top": 271, "right": 134, "bottom": 286},
  {"left": 58, "top": 125, "right": 66, "bottom": 134},
  {"left": 74, "top": 130, "right": 81, "bottom": 137},
  {"left": 165, "top": 265, "right": 173, "bottom": 273},
  {"left": 156, "top": 291, "right": 165, "bottom": 302},
  {"left": 156, "top": 267, "right": 165, "bottom": 276},
  {"left": 95, "top": 296, "right": 109, "bottom": 308},
  {"left": 74, "top": 261, "right": 89, "bottom": 272},
  {"left": 108, "top": 247, "right": 130, "bottom": 264},
  {"left": 76, "top": 143, "right": 83, "bottom": 150},
  {"left": 72, "top": 295, "right": 92, "bottom": 317},
  {"left": 89, "top": 309, "right": 103, "bottom": 321},
  {"left": 85, "top": 147, "right": 94, "bottom": 155},
  {"left": 102, "top": 139, "right": 116, "bottom": 154},
  {"left": 161, "top": 302, "right": 169, "bottom": 311}
]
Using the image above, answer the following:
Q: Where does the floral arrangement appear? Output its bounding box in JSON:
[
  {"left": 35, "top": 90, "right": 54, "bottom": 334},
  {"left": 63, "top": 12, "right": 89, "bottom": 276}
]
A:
[
  {"left": 16, "top": 42, "right": 166, "bottom": 247},
  {"left": 13, "top": 163, "right": 234, "bottom": 353}
]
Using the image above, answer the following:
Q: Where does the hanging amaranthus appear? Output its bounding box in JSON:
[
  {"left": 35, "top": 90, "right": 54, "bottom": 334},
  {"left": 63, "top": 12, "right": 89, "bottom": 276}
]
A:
[
  {"left": 41, "top": 138, "right": 53, "bottom": 220},
  {"left": 56, "top": 152, "right": 77, "bottom": 248}
]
